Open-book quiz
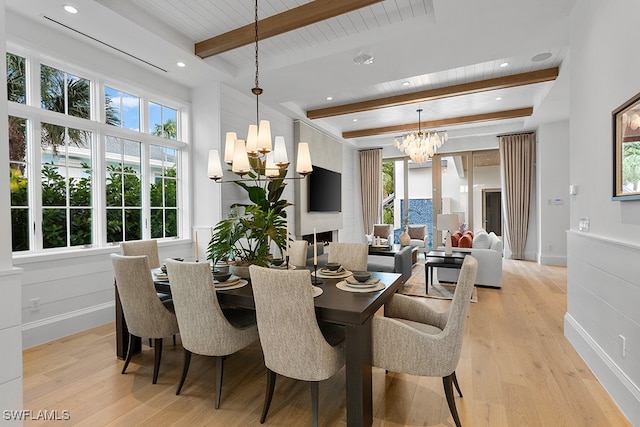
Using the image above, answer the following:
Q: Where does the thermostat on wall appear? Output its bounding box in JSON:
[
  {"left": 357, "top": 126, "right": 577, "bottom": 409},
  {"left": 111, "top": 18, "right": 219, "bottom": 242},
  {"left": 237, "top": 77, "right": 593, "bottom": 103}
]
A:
[{"left": 569, "top": 185, "right": 578, "bottom": 195}]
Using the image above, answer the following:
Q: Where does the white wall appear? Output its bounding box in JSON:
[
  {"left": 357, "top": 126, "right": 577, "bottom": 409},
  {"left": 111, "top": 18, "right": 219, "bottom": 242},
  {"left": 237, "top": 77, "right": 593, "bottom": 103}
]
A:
[
  {"left": 0, "top": 0, "right": 24, "bottom": 417},
  {"left": 537, "top": 120, "right": 570, "bottom": 265},
  {"left": 565, "top": 1, "right": 640, "bottom": 424}
]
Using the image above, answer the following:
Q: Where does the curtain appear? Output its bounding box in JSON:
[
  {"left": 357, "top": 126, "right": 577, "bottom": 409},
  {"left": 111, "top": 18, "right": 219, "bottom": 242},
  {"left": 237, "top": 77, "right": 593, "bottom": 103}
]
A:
[
  {"left": 499, "top": 133, "right": 535, "bottom": 260},
  {"left": 359, "top": 149, "right": 382, "bottom": 235}
]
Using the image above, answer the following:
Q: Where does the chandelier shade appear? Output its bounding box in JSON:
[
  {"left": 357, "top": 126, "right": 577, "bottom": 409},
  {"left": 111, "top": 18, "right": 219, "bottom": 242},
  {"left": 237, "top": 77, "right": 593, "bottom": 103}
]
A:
[{"left": 393, "top": 109, "right": 448, "bottom": 164}]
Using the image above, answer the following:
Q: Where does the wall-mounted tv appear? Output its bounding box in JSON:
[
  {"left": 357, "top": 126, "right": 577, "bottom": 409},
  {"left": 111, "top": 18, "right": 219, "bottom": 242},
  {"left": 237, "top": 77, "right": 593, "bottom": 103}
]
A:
[{"left": 308, "top": 166, "right": 341, "bottom": 212}]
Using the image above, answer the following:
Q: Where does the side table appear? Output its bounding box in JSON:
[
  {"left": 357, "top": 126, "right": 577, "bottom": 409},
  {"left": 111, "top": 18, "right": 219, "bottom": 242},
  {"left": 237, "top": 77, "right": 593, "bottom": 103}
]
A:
[{"left": 424, "top": 251, "right": 468, "bottom": 294}]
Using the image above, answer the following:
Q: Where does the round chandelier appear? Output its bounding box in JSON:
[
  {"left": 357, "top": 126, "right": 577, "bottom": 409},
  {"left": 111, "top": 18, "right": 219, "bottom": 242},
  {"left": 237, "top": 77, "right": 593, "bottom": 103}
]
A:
[{"left": 393, "top": 108, "right": 448, "bottom": 164}]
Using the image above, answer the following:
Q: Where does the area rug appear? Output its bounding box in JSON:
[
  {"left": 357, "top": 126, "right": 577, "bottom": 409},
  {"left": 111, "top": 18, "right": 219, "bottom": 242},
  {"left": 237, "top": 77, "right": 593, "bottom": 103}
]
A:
[{"left": 398, "top": 262, "right": 478, "bottom": 302}]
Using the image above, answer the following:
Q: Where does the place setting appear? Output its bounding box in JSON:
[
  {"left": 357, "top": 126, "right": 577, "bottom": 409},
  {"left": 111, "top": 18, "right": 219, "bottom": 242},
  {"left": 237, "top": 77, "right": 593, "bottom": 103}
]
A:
[
  {"left": 269, "top": 258, "right": 296, "bottom": 270},
  {"left": 336, "top": 271, "right": 385, "bottom": 293},
  {"left": 212, "top": 270, "right": 248, "bottom": 291},
  {"left": 311, "top": 262, "right": 352, "bottom": 279}
]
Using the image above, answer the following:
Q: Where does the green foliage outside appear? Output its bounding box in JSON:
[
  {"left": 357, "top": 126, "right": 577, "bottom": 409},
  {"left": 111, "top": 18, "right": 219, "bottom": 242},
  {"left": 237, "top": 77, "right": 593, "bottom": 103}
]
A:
[
  {"left": 149, "top": 168, "right": 177, "bottom": 238},
  {"left": 152, "top": 119, "right": 177, "bottom": 140},
  {"left": 382, "top": 161, "right": 394, "bottom": 224},
  {"left": 622, "top": 141, "right": 640, "bottom": 191}
]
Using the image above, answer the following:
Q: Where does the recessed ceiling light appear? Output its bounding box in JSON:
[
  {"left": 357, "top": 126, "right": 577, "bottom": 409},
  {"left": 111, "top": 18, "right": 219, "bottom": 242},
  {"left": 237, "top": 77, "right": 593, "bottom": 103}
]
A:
[
  {"left": 499, "top": 62, "right": 509, "bottom": 68},
  {"left": 531, "top": 52, "right": 552, "bottom": 62},
  {"left": 402, "top": 81, "right": 410, "bottom": 87},
  {"left": 326, "top": 96, "right": 333, "bottom": 101},
  {"left": 64, "top": 4, "right": 78, "bottom": 14},
  {"left": 352, "top": 119, "right": 358, "bottom": 122},
  {"left": 176, "top": 62, "right": 186, "bottom": 68},
  {"left": 353, "top": 52, "right": 374, "bottom": 65},
  {"left": 496, "top": 97, "right": 503, "bottom": 101}
]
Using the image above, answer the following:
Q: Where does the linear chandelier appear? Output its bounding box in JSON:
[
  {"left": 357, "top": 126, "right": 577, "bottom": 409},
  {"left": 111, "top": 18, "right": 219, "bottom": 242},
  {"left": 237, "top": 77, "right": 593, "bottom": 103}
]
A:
[
  {"left": 207, "top": 0, "right": 312, "bottom": 182},
  {"left": 392, "top": 108, "right": 448, "bottom": 164}
]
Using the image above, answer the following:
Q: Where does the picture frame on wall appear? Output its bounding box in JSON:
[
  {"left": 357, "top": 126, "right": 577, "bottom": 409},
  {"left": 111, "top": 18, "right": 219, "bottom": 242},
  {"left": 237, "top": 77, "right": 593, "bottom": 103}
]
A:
[{"left": 612, "top": 92, "right": 640, "bottom": 200}]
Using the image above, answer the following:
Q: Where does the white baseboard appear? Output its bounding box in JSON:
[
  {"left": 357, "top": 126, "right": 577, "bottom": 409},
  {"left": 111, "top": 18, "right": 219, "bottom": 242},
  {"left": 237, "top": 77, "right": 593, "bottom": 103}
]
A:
[
  {"left": 564, "top": 313, "right": 640, "bottom": 425},
  {"left": 538, "top": 254, "right": 567, "bottom": 266},
  {"left": 22, "top": 302, "right": 114, "bottom": 349}
]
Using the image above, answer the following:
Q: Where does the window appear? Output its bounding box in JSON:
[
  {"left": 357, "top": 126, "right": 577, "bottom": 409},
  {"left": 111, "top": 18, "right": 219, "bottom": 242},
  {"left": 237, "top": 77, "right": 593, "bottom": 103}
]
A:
[
  {"left": 105, "top": 136, "right": 142, "bottom": 242},
  {"left": 41, "top": 122, "right": 93, "bottom": 248},
  {"left": 149, "top": 145, "right": 178, "bottom": 238},
  {"left": 149, "top": 102, "right": 177, "bottom": 140},
  {"left": 105, "top": 86, "right": 140, "bottom": 131},
  {"left": 7, "top": 53, "right": 26, "bottom": 104},
  {"left": 41, "top": 64, "right": 90, "bottom": 119},
  {"left": 6, "top": 50, "right": 187, "bottom": 254},
  {"left": 9, "top": 116, "right": 29, "bottom": 251}
]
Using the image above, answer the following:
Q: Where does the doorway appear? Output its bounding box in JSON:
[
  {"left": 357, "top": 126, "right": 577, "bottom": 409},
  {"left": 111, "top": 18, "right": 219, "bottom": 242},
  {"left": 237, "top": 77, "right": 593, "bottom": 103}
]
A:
[{"left": 482, "top": 189, "right": 502, "bottom": 236}]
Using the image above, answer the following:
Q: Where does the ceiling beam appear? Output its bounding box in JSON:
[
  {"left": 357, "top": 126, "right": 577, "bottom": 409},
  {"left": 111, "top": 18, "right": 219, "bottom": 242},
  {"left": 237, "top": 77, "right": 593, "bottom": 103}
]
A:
[
  {"left": 195, "top": 0, "right": 383, "bottom": 58},
  {"left": 342, "top": 107, "right": 534, "bottom": 139},
  {"left": 308, "top": 68, "right": 558, "bottom": 119}
]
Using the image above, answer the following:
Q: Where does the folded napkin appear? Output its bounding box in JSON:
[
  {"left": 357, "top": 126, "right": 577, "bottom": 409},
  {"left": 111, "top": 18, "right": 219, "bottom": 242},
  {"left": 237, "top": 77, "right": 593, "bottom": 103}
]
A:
[
  {"left": 345, "top": 276, "right": 379, "bottom": 286},
  {"left": 321, "top": 266, "right": 345, "bottom": 274}
]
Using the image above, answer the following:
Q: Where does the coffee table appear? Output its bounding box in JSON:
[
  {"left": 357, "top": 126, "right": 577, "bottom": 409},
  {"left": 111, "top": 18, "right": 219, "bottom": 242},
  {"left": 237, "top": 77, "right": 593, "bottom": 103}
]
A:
[{"left": 424, "top": 250, "right": 468, "bottom": 294}]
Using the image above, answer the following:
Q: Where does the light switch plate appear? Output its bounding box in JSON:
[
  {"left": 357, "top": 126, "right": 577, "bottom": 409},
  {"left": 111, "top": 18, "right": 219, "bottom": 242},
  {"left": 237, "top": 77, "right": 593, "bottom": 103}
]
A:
[{"left": 579, "top": 217, "right": 590, "bottom": 232}]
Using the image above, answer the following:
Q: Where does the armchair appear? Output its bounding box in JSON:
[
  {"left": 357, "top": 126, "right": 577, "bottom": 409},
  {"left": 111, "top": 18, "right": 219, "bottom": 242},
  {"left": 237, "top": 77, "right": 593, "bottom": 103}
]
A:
[
  {"left": 369, "top": 224, "right": 393, "bottom": 246},
  {"left": 407, "top": 224, "right": 429, "bottom": 251}
]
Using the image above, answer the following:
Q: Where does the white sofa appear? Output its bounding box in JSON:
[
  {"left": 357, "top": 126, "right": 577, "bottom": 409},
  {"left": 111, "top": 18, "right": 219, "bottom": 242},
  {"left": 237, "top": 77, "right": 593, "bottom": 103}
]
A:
[{"left": 437, "top": 229, "right": 503, "bottom": 288}]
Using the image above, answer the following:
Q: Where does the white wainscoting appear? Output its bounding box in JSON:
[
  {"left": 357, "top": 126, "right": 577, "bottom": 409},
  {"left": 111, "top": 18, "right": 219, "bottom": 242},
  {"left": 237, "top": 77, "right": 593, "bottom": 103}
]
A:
[{"left": 565, "top": 231, "right": 640, "bottom": 425}]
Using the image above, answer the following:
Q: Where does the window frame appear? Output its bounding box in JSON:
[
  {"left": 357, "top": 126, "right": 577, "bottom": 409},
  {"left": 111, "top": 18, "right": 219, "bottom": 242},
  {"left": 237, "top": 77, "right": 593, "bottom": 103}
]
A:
[{"left": 7, "top": 45, "right": 191, "bottom": 256}]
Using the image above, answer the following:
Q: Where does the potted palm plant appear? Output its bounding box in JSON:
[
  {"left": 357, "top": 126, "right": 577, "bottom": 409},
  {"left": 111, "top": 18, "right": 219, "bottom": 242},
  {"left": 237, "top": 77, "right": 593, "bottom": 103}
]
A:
[{"left": 207, "top": 156, "right": 290, "bottom": 278}]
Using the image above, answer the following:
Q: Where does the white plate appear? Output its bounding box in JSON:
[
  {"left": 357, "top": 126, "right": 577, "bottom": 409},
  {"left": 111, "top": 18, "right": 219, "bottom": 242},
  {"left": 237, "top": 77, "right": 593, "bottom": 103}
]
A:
[
  {"left": 312, "top": 286, "right": 323, "bottom": 298},
  {"left": 345, "top": 276, "right": 379, "bottom": 287},
  {"left": 336, "top": 281, "right": 385, "bottom": 293},
  {"left": 214, "top": 274, "right": 240, "bottom": 285},
  {"left": 270, "top": 264, "right": 296, "bottom": 270},
  {"left": 213, "top": 279, "right": 248, "bottom": 291},
  {"left": 313, "top": 269, "right": 352, "bottom": 279}
]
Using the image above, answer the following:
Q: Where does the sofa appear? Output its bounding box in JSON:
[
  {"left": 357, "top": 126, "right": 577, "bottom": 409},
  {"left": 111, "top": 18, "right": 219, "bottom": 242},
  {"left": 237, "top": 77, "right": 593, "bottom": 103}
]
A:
[
  {"left": 306, "top": 243, "right": 413, "bottom": 283},
  {"left": 437, "top": 229, "right": 503, "bottom": 288}
]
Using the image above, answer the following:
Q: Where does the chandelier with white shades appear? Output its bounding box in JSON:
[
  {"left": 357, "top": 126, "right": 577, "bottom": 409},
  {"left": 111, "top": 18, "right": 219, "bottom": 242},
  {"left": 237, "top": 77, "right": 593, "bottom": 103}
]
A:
[{"left": 393, "top": 108, "right": 448, "bottom": 164}]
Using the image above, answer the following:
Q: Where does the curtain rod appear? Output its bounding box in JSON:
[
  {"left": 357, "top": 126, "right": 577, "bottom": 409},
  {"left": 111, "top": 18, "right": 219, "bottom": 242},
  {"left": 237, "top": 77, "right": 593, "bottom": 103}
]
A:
[{"left": 496, "top": 131, "right": 535, "bottom": 138}]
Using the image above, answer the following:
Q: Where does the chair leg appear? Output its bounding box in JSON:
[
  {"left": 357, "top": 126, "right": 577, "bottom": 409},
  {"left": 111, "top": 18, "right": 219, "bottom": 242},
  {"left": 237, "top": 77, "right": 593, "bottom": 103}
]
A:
[
  {"left": 260, "top": 369, "right": 277, "bottom": 424},
  {"left": 152, "top": 338, "right": 163, "bottom": 384},
  {"left": 452, "top": 371, "right": 463, "bottom": 397},
  {"left": 176, "top": 349, "right": 192, "bottom": 395},
  {"left": 214, "top": 356, "right": 224, "bottom": 409},
  {"left": 173, "top": 334, "right": 177, "bottom": 346},
  {"left": 149, "top": 338, "right": 153, "bottom": 347},
  {"left": 310, "top": 381, "right": 319, "bottom": 427},
  {"left": 121, "top": 333, "right": 136, "bottom": 375},
  {"left": 443, "top": 374, "right": 462, "bottom": 427}
]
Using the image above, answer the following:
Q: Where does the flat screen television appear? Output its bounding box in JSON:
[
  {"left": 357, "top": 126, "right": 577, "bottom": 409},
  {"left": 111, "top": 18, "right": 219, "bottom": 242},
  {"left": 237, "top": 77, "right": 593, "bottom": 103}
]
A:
[{"left": 308, "top": 166, "right": 341, "bottom": 212}]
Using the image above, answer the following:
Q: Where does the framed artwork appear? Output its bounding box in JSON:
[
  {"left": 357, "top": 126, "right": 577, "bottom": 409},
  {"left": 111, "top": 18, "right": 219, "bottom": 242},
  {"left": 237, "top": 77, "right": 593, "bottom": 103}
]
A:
[{"left": 613, "top": 92, "right": 640, "bottom": 200}]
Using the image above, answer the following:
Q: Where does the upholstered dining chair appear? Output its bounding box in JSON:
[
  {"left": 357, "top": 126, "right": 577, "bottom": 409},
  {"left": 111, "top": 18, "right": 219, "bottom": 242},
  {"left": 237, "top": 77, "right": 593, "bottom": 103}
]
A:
[
  {"left": 288, "top": 240, "right": 309, "bottom": 268},
  {"left": 327, "top": 242, "right": 368, "bottom": 271},
  {"left": 371, "top": 256, "right": 478, "bottom": 427},
  {"left": 249, "top": 265, "right": 345, "bottom": 427},
  {"left": 165, "top": 260, "right": 259, "bottom": 409},
  {"left": 111, "top": 253, "right": 180, "bottom": 384}
]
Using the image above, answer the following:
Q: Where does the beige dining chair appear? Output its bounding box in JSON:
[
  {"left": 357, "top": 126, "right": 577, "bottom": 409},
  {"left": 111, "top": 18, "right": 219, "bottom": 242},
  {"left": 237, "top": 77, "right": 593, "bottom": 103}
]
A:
[
  {"left": 371, "top": 255, "right": 478, "bottom": 427},
  {"left": 287, "top": 240, "right": 309, "bottom": 267},
  {"left": 165, "top": 260, "right": 259, "bottom": 408},
  {"left": 328, "top": 242, "right": 368, "bottom": 271},
  {"left": 249, "top": 265, "right": 345, "bottom": 426},
  {"left": 111, "top": 253, "right": 180, "bottom": 384}
]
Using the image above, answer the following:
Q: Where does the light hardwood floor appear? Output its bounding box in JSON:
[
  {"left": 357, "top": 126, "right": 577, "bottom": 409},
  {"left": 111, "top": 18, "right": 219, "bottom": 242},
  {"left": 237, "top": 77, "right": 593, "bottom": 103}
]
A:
[{"left": 23, "top": 259, "right": 630, "bottom": 426}]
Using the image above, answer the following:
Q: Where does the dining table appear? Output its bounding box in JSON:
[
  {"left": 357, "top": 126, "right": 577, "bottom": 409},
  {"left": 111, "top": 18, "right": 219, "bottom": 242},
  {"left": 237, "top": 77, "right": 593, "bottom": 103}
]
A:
[{"left": 114, "top": 267, "right": 403, "bottom": 427}]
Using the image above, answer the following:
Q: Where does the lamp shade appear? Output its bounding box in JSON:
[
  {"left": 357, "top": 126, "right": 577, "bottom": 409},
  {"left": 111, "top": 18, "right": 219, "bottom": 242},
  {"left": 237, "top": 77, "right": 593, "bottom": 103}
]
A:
[
  {"left": 296, "top": 142, "right": 313, "bottom": 175},
  {"left": 246, "top": 124, "right": 258, "bottom": 155},
  {"left": 273, "top": 136, "right": 288, "bottom": 166},
  {"left": 231, "top": 139, "right": 251, "bottom": 174},
  {"left": 264, "top": 152, "right": 279, "bottom": 178},
  {"left": 257, "top": 120, "right": 272, "bottom": 153},
  {"left": 207, "top": 149, "right": 223, "bottom": 180},
  {"left": 437, "top": 213, "right": 459, "bottom": 231},
  {"left": 223, "top": 132, "right": 237, "bottom": 164}
]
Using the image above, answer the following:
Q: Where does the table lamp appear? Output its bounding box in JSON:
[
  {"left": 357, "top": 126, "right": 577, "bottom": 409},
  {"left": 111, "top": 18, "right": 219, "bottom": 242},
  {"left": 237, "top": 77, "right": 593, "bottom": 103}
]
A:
[{"left": 437, "top": 214, "right": 459, "bottom": 255}]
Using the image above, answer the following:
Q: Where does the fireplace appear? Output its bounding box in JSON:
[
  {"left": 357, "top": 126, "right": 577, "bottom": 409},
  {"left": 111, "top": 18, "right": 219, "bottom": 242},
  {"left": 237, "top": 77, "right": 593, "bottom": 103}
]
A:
[{"left": 302, "top": 230, "right": 334, "bottom": 246}]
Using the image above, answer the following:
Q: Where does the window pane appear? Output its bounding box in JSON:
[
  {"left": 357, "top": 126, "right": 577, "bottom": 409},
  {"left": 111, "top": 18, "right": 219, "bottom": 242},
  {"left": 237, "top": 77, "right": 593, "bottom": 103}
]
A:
[
  {"left": 122, "top": 93, "right": 140, "bottom": 131},
  {"left": 105, "top": 168, "right": 123, "bottom": 207},
  {"left": 6, "top": 53, "right": 26, "bottom": 104},
  {"left": 124, "top": 209, "right": 142, "bottom": 241},
  {"left": 163, "top": 107, "right": 177, "bottom": 140},
  {"left": 70, "top": 208, "right": 92, "bottom": 246},
  {"left": 105, "top": 86, "right": 140, "bottom": 131},
  {"left": 165, "top": 209, "right": 177, "bottom": 237},
  {"left": 149, "top": 145, "right": 179, "bottom": 239},
  {"left": 11, "top": 208, "right": 29, "bottom": 251},
  {"left": 150, "top": 209, "right": 163, "bottom": 239},
  {"left": 149, "top": 102, "right": 161, "bottom": 135},
  {"left": 9, "top": 116, "right": 27, "bottom": 162},
  {"left": 164, "top": 178, "right": 176, "bottom": 207},
  {"left": 67, "top": 73, "right": 90, "bottom": 119},
  {"left": 104, "top": 86, "right": 121, "bottom": 127},
  {"left": 42, "top": 208, "right": 67, "bottom": 248},
  {"left": 41, "top": 164, "right": 66, "bottom": 206},
  {"left": 41, "top": 64, "right": 65, "bottom": 113},
  {"left": 106, "top": 209, "right": 123, "bottom": 243}
]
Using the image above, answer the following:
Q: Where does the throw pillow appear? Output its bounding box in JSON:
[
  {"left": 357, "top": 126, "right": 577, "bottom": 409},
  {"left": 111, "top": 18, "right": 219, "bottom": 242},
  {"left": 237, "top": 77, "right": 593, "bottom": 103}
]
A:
[
  {"left": 459, "top": 234, "right": 473, "bottom": 248},
  {"left": 408, "top": 225, "right": 425, "bottom": 240},
  {"left": 472, "top": 230, "right": 491, "bottom": 249},
  {"left": 373, "top": 224, "right": 391, "bottom": 238},
  {"left": 489, "top": 232, "right": 504, "bottom": 253},
  {"left": 451, "top": 231, "right": 462, "bottom": 247}
]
